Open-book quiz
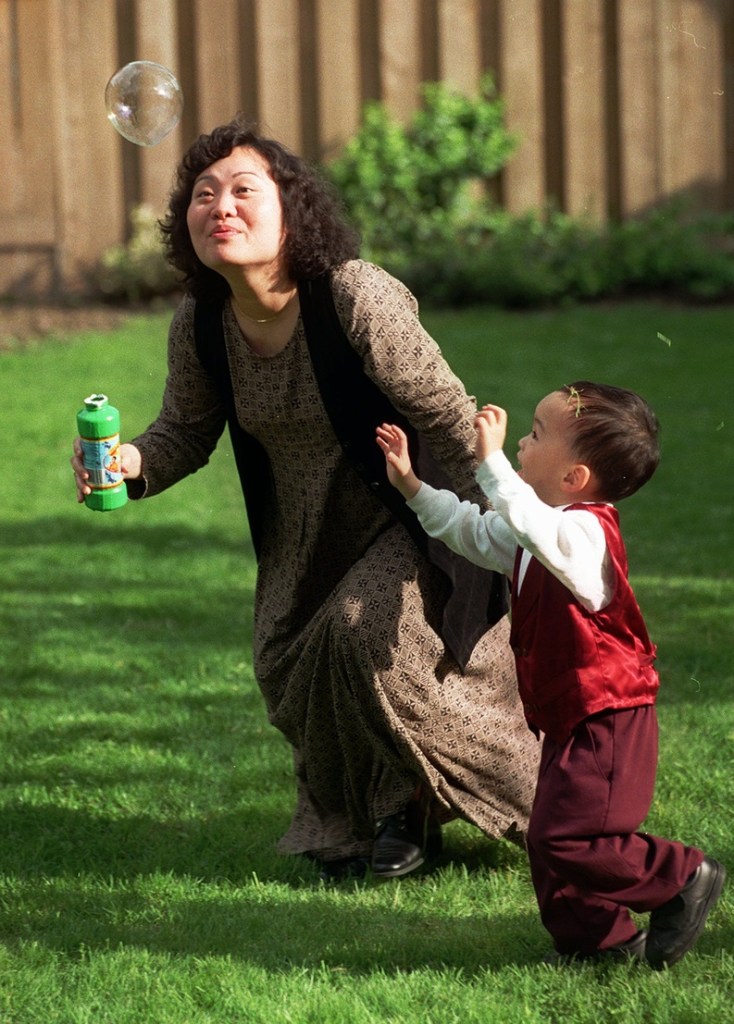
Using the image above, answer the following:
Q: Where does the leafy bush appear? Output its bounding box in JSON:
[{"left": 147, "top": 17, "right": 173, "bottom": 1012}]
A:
[
  {"left": 379, "top": 204, "right": 734, "bottom": 308},
  {"left": 327, "top": 77, "right": 517, "bottom": 259},
  {"left": 612, "top": 204, "right": 734, "bottom": 301},
  {"left": 95, "top": 204, "right": 178, "bottom": 303}
]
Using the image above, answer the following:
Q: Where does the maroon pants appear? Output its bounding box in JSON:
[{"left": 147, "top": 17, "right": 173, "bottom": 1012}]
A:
[{"left": 527, "top": 705, "right": 703, "bottom": 954}]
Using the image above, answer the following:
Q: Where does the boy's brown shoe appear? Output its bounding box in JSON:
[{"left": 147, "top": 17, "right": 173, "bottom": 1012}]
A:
[{"left": 646, "top": 856, "right": 725, "bottom": 969}]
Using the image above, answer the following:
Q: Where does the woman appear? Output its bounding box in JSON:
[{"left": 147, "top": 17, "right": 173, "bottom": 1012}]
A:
[{"left": 72, "top": 116, "right": 539, "bottom": 880}]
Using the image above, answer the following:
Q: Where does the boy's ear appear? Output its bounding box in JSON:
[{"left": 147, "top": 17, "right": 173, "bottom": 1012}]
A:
[{"left": 561, "top": 463, "right": 592, "bottom": 494}]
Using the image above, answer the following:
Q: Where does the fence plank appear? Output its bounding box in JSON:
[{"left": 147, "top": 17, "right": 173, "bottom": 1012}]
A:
[
  {"left": 659, "top": 0, "right": 726, "bottom": 207},
  {"left": 0, "top": 0, "right": 55, "bottom": 294},
  {"left": 616, "top": 0, "right": 659, "bottom": 216},
  {"left": 379, "top": 0, "right": 423, "bottom": 121},
  {"left": 724, "top": 0, "right": 734, "bottom": 207},
  {"left": 192, "top": 0, "right": 242, "bottom": 130},
  {"left": 498, "top": 0, "right": 546, "bottom": 212},
  {"left": 50, "top": 0, "right": 125, "bottom": 287},
  {"left": 0, "top": 0, "right": 17, "bottom": 181},
  {"left": 438, "top": 0, "right": 482, "bottom": 91},
  {"left": 256, "top": 0, "right": 302, "bottom": 149},
  {"left": 562, "top": 0, "right": 608, "bottom": 219},
  {"left": 314, "top": 0, "right": 362, "bottom": 160},
  {"left": 2, "top": 0, "right": 56, "bottom": 246},
  {"left": 134, "top": 0, "right": 183, "bottom": 211}
]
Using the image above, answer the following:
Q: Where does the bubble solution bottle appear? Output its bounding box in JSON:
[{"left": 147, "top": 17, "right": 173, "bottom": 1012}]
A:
[{"left": 76, "top": 394, "right": 128, "bottom": 511}]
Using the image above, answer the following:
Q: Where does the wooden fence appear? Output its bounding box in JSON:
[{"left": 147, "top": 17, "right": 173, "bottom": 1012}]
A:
[{"left": 1, "top": 0, "right": 732, "bottom": 298}]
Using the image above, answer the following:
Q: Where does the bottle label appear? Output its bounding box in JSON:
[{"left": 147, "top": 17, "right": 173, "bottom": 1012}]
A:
[{"left": 80, "top": 433, "right": 124, "bottom": 489}]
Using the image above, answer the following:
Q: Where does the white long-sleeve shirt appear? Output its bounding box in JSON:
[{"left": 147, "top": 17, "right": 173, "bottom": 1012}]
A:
[{"left": 407, "top": 450, "right": 615, "bottom": 613}]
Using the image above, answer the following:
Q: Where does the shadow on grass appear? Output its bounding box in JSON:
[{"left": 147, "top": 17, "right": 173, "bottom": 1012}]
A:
[
  {"left": 0, "top": 801, "right": 521, "bottom": 884},
  {"left": 1, "top": 856, "right": 728, "bottom": 975},
  {"left": 0, "top": 814, "right": 730, "bottom": 975},
  {"left": 0, "top": 803, "right": 295, "bottom": 883},
  {"left": 2, "top": 517, "right": 255, "bottom": 622},
  {"left": 0, "top": 872, "right": 548, "bottom": 973},
  {"left": 2, "top": 514, "right": 256, "bottom": 685},
  {"left": 1, "top": 513, "right": 254, "bottom": 557},
  {"left": 0, "top": 802, "right": 549, "bottom": 971}
]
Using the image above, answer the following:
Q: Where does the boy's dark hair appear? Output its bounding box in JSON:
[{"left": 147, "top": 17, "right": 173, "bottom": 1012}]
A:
[
  {"left": 562, "top": 381, "right": 660, "bottom": 501},
  {"left": 160, "top": 113, "right": 360, "bottom": 301}
]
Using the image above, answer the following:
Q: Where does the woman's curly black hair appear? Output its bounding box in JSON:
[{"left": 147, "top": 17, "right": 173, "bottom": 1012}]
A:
[{"left": 160, "top": 114, "right": 361, "bottom": 301}]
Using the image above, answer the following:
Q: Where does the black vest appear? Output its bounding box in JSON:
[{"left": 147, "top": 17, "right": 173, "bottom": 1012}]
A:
[{"left": 193, "top": 274, "right": 508, "bottom": 671}]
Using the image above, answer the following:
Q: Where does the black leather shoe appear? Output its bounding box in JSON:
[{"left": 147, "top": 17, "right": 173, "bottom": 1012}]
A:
[
  {"left": 317, "top": 856, "right": 370, "bottom": 883},
  {"left": 544, "top": 929, "right": 647, "bottom": 965},
  {"left": 372, "top": 798, "right": 439, "bottom": 878},
  {"left": 646, "top": 856, "right": 726, "bottom": 969}
]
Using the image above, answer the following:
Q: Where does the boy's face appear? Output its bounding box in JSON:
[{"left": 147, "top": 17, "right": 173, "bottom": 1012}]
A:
[{"left": 516, "top": 391, "right": 580, "bottom": 505}]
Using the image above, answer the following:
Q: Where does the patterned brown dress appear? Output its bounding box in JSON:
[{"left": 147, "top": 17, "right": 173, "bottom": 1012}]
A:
[{"left": 131, "top": 260, "right": 540, "bottom": 860}]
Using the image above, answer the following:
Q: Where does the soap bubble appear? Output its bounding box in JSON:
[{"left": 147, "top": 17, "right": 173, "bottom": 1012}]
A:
[{"left": 105, "top": 61, "right": 183, "bottom": 147}]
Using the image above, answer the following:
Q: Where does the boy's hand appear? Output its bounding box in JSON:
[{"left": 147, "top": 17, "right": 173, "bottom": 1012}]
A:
[
  {"left": 474, "top": 404, "right": 508, "bottom": 463},
  {"left": 376, "top": 424, "right": 421, "bottom": 500}
]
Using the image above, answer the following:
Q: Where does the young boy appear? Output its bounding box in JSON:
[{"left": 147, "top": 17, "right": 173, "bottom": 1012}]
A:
[{"left": 376, "top": 381, "right": 725, "bottom": 968}]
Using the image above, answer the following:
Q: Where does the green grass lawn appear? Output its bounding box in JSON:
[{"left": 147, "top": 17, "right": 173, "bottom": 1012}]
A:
[{"left": 0, "top": 300, "right": 731, "bottom": 1023}]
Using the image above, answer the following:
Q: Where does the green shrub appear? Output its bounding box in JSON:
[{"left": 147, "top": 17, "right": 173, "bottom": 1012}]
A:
[
  {"left": 613, "top": 204, "right": 734, "bottom": 300},
  {"left": 95, "top": 204, "right": 179, "bottom": 303},
  {"left": 379, "top": 204, "right": 734, "bottom": 308},
  {"left": 327, "top": 77, "right": 517, "bottom": 260}
]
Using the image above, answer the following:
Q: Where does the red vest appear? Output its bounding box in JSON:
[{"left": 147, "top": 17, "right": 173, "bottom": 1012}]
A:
[{"left": 509, "top": 503, "right": 659, "bottom": 743}]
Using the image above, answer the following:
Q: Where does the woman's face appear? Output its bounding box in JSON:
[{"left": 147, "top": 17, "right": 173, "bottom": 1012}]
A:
[{"left": 186, "top": 145, "right": 286, "bottom": 279}]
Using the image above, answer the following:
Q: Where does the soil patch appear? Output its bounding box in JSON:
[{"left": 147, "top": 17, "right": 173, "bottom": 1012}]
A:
[{"left": 0, "top": 304, "right": 135, "bottom": 349}]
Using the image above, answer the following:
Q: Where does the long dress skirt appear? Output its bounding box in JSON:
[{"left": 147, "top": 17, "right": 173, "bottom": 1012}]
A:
[
  {"left": 233, "top": 300, "right": 540, "bottom": 859},
  {"left": 260, "top": 520, "right": 540, "bottom": 860}
]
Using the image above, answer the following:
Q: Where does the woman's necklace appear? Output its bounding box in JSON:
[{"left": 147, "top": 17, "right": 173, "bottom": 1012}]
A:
[{"left": 232, "top": 290, "right": 296, "bottom": 325}]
